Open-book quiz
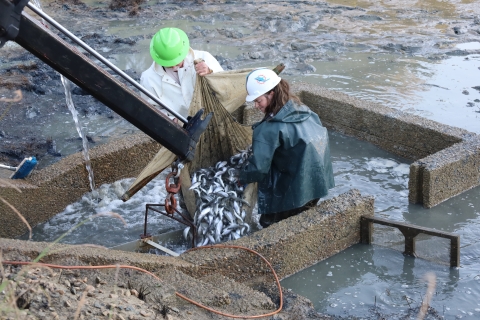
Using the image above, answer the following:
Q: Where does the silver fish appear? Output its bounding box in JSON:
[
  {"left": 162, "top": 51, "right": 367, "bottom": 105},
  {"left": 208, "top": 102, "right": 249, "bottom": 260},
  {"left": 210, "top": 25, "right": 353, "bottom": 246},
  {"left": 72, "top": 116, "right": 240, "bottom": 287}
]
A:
[
  {"left": 190, "top": 146, "right": 253, "bottom": 247},
  {"left": 197, "top": 207, "right": 211, "bottom": 222},
  {"left": 189, "top": 181, "right": 202, "bottom": 190},
  {"left": 216, "top": 160, "right": 228, "bottom": 169},
  {"left": 183, "top": 226, "right": 191, "bottom": 240}
]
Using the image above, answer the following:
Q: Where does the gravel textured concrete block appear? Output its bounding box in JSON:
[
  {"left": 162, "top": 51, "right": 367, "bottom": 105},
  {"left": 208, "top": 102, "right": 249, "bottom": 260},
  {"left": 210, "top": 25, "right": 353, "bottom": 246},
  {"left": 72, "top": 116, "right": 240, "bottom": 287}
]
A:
[
  {"left": 181, "top": 190, "right": 374, "bottom": 280},
  {"left": 243, "top": 102, "right": 264, "bottom": 125},
  {"left": 418, "top": 135, "right": 480, "bottom": 207},
  {"left": 292, "top": 83, "right": 469, "bottom": 161}
]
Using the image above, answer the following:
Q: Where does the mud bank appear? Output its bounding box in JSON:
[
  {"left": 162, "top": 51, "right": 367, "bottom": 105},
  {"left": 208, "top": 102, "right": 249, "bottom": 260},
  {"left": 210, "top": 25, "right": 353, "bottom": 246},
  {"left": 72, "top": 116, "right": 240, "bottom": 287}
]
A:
[{"left": 0, "top": 190, "right": 372, "bottom": 319}]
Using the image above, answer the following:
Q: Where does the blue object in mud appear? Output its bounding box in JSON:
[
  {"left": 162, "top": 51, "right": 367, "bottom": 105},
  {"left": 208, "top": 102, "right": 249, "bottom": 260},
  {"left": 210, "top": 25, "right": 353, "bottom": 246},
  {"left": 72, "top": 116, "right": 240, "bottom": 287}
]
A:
[{"left": 11, "top": 157, "right": 37, "bottom": 179}]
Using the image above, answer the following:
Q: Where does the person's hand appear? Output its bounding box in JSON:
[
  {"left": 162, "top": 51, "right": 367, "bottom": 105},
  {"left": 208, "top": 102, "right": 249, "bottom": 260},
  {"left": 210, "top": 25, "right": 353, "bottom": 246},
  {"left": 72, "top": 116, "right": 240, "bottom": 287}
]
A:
[{"left": 195, "top": 61, "right": 212, "bottom": 76}]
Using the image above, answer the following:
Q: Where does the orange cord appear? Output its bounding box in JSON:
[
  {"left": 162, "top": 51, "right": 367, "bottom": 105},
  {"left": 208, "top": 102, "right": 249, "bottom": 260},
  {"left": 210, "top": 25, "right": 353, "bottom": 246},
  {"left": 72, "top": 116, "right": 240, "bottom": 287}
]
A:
[
  {"left": 1, "top": 262, "right": 162, "bottom": 281},
  {"left": 2, "top": 244, "right": 283, "bottom": 319},
  {"left": 178, "top": 244, "right": 283, "bottom": 318}
]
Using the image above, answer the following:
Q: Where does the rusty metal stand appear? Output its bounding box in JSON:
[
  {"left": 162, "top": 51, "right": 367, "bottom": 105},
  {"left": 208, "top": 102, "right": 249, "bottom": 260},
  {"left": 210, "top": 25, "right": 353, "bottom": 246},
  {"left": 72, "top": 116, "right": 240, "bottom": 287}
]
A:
[{"left": 141, "top": 163, "right": 197, "bottom": 248}]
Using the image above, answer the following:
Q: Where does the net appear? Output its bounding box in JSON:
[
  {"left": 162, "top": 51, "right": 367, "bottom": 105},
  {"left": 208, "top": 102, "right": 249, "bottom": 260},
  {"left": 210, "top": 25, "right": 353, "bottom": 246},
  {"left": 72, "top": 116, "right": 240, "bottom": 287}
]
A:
[
  {"left": 187, "top": 67, "right": 253, "bottom": 173},
  {"left": 122, "top": 67, "right": 257, "bottom": 215}
]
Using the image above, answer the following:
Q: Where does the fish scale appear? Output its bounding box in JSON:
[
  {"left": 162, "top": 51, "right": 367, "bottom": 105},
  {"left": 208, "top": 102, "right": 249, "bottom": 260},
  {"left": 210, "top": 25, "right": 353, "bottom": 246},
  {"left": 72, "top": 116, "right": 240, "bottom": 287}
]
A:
[{"left": 185, "top": 146, "right": 253, "bottom": 247}]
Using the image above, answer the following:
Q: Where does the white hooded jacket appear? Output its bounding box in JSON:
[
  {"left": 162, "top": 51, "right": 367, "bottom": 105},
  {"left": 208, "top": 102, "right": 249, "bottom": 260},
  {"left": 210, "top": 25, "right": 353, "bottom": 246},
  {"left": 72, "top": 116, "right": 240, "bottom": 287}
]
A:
[{"left": 140, "top": 49, "right": 223, "bottom": 120}]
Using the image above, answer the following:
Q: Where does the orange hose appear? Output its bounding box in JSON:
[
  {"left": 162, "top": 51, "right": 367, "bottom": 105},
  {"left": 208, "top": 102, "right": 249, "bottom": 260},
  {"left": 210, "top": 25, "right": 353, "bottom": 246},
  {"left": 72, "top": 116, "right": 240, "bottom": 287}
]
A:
[
  {"left": 178, "top": 244, "right": 283, "bottom": 318},
  {"left": 1, "top": 244, "right": 283, "bottom": 318},
  {"left": 1, "top": 261, "right": 162, "bottom": 282}
]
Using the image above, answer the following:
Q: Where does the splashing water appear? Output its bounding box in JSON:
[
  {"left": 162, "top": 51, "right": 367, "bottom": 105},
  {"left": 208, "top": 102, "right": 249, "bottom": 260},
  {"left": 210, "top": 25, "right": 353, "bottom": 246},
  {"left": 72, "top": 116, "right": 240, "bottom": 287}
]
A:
[{"left": 60, "top": 77, "right": 95, "bottom": 191}]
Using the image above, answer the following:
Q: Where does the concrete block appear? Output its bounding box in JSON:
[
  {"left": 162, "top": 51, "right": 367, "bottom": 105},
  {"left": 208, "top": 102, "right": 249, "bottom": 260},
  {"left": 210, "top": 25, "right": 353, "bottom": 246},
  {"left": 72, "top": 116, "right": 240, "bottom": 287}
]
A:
[
  {"left": 292, "top": 83, "right": 468, "bottom": 161},
  {"left": 420, "top": 135, "right": 480, "bottom": 207},
  {"left": 181, "top": 189, "right": 374, "bottom": 280}
]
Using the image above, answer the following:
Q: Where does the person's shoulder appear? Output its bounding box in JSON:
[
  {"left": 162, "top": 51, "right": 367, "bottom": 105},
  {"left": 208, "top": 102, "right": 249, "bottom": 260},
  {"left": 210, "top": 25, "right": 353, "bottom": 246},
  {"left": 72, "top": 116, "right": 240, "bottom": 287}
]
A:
[{"left": 192, "top": 49, "right": 209, "bottom": 54}]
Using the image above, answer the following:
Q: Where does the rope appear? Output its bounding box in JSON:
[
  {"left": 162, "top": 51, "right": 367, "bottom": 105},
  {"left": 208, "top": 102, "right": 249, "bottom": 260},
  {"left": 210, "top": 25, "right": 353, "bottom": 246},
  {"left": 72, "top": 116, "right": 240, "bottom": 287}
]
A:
[
  {"left": 2, "top": 244, "right": 283, "bottom": 319},
  {"left": 179, "top": 244, "right": 283, "bottom": 318},
  {"left": 1, "top": 261, "right": 162, "bottom": 282}
]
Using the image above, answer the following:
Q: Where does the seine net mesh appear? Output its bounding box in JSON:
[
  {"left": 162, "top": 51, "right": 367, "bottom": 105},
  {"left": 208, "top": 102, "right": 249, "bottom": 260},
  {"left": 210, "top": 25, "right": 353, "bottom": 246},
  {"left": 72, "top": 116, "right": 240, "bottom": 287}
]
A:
[{"left": 187, "top": 70, "right": 253, "bottom": 173}]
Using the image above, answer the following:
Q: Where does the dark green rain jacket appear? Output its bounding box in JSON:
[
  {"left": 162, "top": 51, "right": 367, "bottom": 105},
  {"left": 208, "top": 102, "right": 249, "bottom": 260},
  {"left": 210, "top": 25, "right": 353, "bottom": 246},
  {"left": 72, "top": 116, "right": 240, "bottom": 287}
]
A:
[{"left": 239, "top": 100, "right": 335, "bottom": 215}]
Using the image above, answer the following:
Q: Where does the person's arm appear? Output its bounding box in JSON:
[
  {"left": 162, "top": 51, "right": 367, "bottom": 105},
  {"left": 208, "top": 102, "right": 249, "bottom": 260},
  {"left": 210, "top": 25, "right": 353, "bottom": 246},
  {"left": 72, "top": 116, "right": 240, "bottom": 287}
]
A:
[
  {"left": 194, "top": 51, "right": 223, "bottom": 76},
  {"left": 239, "top": 131, "right": 280, "bottom": 185}
]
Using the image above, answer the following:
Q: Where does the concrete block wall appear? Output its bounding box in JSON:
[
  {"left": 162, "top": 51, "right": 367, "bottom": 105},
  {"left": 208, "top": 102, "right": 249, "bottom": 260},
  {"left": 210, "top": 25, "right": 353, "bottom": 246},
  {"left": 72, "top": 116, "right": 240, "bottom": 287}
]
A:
[
  {"left": 409, "top": 135, "right": 480, "bottom": 207},
  {"left": 289, "top": 83, "right": 480, "bottom": 208},
  {"left": 0, "top": 189, "right": 374, "bottom": 281},
  {"left": 181, "top": 189, "right": 374, "bottom": 280},
  {"left": 292, "top": 83, "right": 471, "bottom": 160},
  {"left": 0, "top": 133, "right": 160, "bottom": 238}
]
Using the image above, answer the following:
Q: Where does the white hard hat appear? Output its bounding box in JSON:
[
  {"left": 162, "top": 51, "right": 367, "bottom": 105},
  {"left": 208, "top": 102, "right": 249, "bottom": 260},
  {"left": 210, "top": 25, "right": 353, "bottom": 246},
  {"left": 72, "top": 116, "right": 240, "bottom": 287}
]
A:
[{"left": 245, "top": 68, "right": 281, "bottom": 102}]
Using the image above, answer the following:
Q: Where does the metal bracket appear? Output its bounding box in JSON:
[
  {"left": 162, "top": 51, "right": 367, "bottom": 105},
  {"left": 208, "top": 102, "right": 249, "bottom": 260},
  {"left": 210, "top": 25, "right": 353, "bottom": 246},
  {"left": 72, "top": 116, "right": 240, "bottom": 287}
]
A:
[
  {"left": 188, "top": 110, "right": 213, "bottom": 142},
  {"left": 0, "top": 0, "right": 29, "bottom": 48},
  {"left": 183, "top": 109, "right": 213, "bottom": 162},
  {"left": 142, "top": 204, "right": 197, "bottom": 249}
]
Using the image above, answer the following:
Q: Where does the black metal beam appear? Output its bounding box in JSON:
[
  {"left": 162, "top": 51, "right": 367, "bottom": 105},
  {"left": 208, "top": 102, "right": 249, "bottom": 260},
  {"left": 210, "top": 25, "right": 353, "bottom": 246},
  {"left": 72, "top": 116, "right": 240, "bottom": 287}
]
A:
[{"left": 13, "top": 12, "right": 194, "bottom": 160}]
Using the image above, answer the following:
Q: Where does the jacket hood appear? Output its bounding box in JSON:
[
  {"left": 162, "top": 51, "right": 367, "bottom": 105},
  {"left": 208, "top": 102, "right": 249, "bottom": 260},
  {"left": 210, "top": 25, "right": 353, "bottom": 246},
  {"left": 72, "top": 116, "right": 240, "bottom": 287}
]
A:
[{"left": 269, "top": 100, "right": 311, "bottom": 123}]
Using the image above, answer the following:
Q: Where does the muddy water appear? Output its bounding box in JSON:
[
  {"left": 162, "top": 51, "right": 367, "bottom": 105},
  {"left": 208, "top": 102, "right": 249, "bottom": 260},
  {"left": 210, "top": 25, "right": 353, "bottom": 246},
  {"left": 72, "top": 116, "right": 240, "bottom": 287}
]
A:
[
  {"left": 4, "top": 0, "right": 480, "bottom": 318},
  {"left": 282, "top": 131, "right": 480, "bottom": 319},
  {"left": 109, "top": 41, "right": 480, "bottom": 133}
]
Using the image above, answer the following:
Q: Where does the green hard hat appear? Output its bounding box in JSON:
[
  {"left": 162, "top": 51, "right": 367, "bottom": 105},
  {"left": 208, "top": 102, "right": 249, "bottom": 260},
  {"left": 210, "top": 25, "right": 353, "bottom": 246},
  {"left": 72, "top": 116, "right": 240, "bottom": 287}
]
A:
[{"left": 149, "top": 28, "right": 190, "bottom": 67}]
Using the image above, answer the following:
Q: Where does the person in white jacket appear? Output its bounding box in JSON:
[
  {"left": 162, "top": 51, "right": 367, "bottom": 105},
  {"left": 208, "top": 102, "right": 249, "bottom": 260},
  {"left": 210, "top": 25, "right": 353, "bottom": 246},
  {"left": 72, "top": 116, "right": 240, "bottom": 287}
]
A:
[{"left": 140, "top": 27, "right": 223, "bottom": 122}]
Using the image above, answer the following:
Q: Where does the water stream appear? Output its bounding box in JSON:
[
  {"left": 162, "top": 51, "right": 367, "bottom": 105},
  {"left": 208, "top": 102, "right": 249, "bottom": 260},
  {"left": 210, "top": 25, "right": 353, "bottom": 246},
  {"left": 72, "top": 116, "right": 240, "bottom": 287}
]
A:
[{"left": 60, "top": 76, "right": 95, "bottom": 192}]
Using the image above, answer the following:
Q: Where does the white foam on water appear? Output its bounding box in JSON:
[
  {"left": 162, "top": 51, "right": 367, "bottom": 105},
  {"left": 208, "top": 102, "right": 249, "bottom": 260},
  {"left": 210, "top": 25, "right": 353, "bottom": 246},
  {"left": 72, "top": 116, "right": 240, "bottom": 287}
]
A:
[
  {"left": 24, "top": 172, "right": 182, "bottom": 247},
  {"left": 366, "top": 158, "right": 400, "bottom": 171}
]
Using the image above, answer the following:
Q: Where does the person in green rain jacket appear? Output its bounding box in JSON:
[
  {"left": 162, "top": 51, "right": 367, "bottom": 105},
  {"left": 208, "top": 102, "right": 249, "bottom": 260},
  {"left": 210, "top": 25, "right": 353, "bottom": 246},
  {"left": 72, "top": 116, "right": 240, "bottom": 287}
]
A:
[{"left": 239, "top": 68, "right": 335, "bottom": 228}]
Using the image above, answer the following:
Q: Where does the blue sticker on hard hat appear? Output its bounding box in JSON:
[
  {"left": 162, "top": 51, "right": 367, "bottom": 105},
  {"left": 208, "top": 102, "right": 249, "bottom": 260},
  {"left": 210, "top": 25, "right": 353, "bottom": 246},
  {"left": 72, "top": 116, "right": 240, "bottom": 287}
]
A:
[{"left": 254, "top": 74, "right": 270, "bottom": 84}]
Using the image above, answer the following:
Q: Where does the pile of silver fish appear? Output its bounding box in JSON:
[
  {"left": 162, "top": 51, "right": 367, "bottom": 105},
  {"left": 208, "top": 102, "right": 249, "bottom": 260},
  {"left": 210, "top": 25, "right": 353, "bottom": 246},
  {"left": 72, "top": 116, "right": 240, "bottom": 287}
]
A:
[{"left": 184, "top": 146, "right": 253, "bottom": 247}]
